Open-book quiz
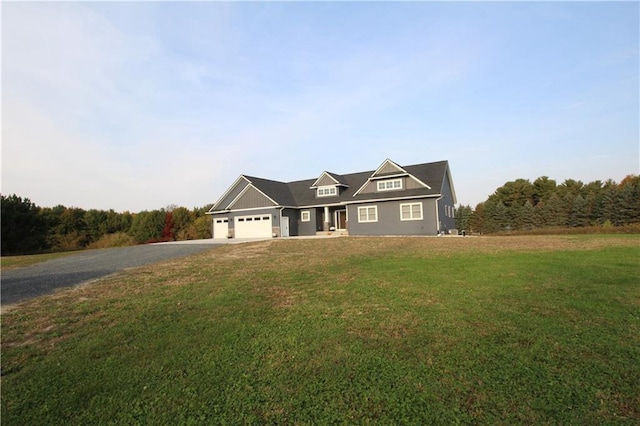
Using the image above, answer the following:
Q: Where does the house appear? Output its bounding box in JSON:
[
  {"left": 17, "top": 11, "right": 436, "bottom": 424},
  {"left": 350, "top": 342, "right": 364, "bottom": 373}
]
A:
[{"left": 207, "top": 159, "right": 457, "bottom": 239}]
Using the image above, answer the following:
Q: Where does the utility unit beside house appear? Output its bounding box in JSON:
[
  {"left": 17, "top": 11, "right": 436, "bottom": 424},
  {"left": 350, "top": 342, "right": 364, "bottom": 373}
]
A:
[{"left": 207, "top": 159, "right": 457, "bottom": 239}]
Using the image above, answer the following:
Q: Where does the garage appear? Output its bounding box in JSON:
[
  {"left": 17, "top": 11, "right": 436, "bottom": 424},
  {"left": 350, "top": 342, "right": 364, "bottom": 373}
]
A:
[
  {"left": 234, "top": 214, "right": 272, "bottom": 238},
  {"left": 213, "top": 217, "right": 229, "bottom": 239}
]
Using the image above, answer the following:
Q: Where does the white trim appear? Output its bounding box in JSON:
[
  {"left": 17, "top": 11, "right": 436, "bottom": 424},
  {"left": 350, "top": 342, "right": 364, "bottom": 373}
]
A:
[
  {"left": 225, "top": 183, "right": 279, "bottom": 210},
  {"left": 357, "top": 206, "right": 378, "bottom": 223},
  {"left": 444, "top": 164, "right": 457, "bottom": 205},
  {"left": 371, "top": 158, "right": 405, "bottom": 177},
  {"left": 353, "top": 159, "right": 432, "bottom": 197},
  {"left": 316, "top": 185, "right": 338, "bottom": 197},
  {"left": 377, "top": 178, "right": 403, "bottom": 192},
  {"left": 217, "top": 206, "right": 277, "bottom": 213},
  {"left": 400, "top": 202, "right": 423, "bottom": 221},
  {"left": 301, "top": 210, "right": 311, "bottom": 222},
  {"left": 210, "top": 175, "right": 251, "bottom": 211},
  {"left": 310, "top": 171, "right": 340, "bottom": 188},
  {"left": 369, "top": 172, "right": 408, "bottom": 180}
]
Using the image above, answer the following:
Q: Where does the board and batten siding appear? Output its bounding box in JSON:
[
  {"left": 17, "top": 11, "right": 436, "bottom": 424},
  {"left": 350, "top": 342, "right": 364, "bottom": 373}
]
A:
[
  {"left": 228, "top": 186, "right": 276, "bottom": 210},
  {"left": 316, "top": 174, "right": 337, "bottom": 187},
  {"left": 347, "top": 199, "right": 438, "bottom": 236},
  {"left": 215, "top": 180, "right": 250, "bottom": 210},
  {"left": 377, "top": 162, "right": 402, "bottom": 175}
]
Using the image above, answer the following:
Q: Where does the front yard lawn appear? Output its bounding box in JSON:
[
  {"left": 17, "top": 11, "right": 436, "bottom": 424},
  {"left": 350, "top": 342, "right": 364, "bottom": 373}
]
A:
[{"left": 2, "top": 236, "right": 639, "bottom": 424}]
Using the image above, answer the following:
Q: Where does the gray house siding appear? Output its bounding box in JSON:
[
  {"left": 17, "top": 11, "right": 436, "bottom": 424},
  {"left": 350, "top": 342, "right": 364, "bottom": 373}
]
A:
[
  {"left": 229, "top": 186, "right": 276, "bottom": 210},
  {"left": 215, "top": 180, "right": 249, "bottom": 210},
  {"left": 405, "top": 177, "right": 424, "bottom": 190},
  {"left": 298, "top": 208, "right": 317, "bottom": 236},
  {"left": 358, "top": 176, "right": 422, "bottom": 195},
  {"left": 316, "top": 175, "right": 337, "bottom": 187},
  {"left": 281, "top": 208, "right": 299, "bottom": 236},
  {"left": 347, "top": 199, "right": 438, "bottom": 236},
  {"left": 438, "top": 173, "right": 456, "bottom": 233},
  {"left": 209, "top": 159, "right": 456, "bottom": 239},
  {"left": 358, "top": 180, "right": 376, "bottom": 195},
  {"left": 378, "top": 162, "right": 402, "bottom": 175}
]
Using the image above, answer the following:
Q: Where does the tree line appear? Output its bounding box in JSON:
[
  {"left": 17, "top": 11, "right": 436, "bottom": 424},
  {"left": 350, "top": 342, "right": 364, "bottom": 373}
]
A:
[
  {"left": 455, "top": 175, "right": 640, "bottom": 234},
  {"left": 1, "top": 195, "right": 212, "bottom": 256}
]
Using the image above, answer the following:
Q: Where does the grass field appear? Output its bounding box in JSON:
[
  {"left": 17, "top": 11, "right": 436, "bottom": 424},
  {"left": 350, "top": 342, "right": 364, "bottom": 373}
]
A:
[{"left": 2, "top": 235, "right": 639, "bottom": 424}]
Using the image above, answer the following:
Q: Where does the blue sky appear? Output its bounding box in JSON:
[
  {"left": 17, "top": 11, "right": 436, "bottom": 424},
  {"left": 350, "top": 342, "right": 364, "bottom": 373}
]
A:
[{"left": 2, "top": 2, "right": 638, "bottom": 212}]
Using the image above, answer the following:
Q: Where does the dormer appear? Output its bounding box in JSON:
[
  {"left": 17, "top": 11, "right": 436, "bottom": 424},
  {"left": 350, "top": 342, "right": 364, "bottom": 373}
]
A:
[
  {"left": 353, "top": 159, "right": 431, "bottom": 196},
  {"left": 310, "top": 171, "right": 349, "bottom": 198}
]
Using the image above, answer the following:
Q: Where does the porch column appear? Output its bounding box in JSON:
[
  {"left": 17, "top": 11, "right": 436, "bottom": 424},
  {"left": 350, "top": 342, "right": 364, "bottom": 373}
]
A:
[{"left": 324, "top": 206, "right": 330, "bottom": 231}]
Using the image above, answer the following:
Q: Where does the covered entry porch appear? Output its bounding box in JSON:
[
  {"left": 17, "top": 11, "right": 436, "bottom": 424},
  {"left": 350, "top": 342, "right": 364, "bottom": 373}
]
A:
[{"left": 315, "top": 205, "right": 348, "bottom": 235}]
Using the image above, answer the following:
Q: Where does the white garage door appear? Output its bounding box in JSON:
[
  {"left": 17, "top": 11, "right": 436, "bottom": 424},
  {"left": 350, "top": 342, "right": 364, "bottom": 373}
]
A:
[
  {"left": 234, "top": 215, "right": 272, "bottom": 238},
  {"left": 213, "top": 217, "right": 229, "bottom": 239}
]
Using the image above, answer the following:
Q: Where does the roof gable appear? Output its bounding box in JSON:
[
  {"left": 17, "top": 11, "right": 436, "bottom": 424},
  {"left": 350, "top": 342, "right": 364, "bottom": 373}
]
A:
[
  {"left": 210, "top": 175, "right": 251, "bottom": 211},
  {"left": 310, "top": 171, "right": 349, "bottom": 188},
  {"left": 227, "top": 184, "right": 277, "bottom": 210},
  {"left": 371, "top": 158, "right": 405, "bottom": 177},
  {"left": 352, "top": 159, "right": 431, "bottom": 197}
]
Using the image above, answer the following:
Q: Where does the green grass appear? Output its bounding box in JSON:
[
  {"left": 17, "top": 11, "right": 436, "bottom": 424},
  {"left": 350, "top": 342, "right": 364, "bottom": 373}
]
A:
[
  {"left": 2, "top": 236, "right": 639, "bottom": 424},
  {"left": 1, "top": 251, "right": 78, "bottom": 270}
]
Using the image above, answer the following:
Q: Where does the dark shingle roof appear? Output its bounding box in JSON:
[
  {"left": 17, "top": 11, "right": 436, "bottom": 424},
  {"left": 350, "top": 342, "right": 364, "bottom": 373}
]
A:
[
  {"left": 220, "top": 160, "right": 450, "bottom": 209},
  {"left": 243, "top": 175, "right": 297, "bottom": 206}
]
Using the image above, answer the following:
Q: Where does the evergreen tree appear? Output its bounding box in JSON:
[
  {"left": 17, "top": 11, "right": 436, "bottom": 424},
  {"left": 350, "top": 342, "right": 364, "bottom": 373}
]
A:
[
  {"left": 543, "top": 194, "right": 568, "bottom": 227},
  {"left": 569, "top": 194, "right": 589, "bottom": 227},
  {"left": 521, "top": 200, "right": 535, "bottom": 230},
  {"left": 532, "top": 176, "right": 556, "bottom": 206},
  {"left": 454, "top": 204, "right": 473, "bottom": 232},
  {"left": 470, "top": 203, "right": 485, "bottom": 234},
  {"left": 1, "top": 194, "right": 47, "bottom": 255}
]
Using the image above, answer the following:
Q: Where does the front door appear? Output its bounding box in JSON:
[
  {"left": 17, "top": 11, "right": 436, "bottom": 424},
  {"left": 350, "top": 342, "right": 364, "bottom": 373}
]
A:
[
  {"left": 281, "top": 216, "right": 290, "bottom": 237},
  {"left": 336, "top": 210, "right": 347, "bottom": 230}
]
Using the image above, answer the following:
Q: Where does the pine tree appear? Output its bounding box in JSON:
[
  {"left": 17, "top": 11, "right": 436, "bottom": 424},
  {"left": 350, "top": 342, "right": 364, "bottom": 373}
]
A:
[
  {"left": 521, "top": 200, "right": 535, "bottom": 230},
  {"left": 569, "top": 194, "right": 589, "bottom": 227}
]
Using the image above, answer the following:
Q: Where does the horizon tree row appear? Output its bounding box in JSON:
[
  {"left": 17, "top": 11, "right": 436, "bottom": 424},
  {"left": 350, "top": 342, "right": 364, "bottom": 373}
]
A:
[
  {"left": 1, "top": 194, "right": 213, "bottom": 255},
  {"left": 455, "top": 174, "right": 640, "bottom": 233}
]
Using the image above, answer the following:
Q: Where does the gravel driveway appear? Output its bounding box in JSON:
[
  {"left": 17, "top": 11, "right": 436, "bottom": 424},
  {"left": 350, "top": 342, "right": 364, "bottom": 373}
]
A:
[{"left": 1, "top": 243, "right": 223, "bottom": 306}]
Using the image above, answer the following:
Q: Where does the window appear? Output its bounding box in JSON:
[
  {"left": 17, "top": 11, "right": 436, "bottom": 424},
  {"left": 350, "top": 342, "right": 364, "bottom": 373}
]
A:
[
  {"left": 317, "top": 186, "right": 337, "bottom": 197},
  {"left": 301, "top": 210, "right": 310, "bottom": 222},
  {"left": 358, "top": 206, "right": 378, "bottom": 223},
  {"left": 377, "top": 179, "right": 402, "bottom": 192},
  {"left": 400, "top": 202, "right": 422, "bottom": 221}
]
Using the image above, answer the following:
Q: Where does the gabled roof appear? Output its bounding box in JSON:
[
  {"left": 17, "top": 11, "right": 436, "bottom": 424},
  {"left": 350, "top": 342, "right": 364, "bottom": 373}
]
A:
[
  {"left": 243, "top": 175, "right": 298, "bottom": 207},
  {"left": 210, "top": 160, "right": 454, "bottom": 211},
  {"left": 310, "top": 171, "right": 349, "bottom": 188}
]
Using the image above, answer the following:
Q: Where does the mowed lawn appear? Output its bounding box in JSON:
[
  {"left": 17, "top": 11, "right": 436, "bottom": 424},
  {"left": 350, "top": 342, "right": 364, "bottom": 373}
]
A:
[{"left": 2, "top": 236, "right": 639, "bottom": 424}]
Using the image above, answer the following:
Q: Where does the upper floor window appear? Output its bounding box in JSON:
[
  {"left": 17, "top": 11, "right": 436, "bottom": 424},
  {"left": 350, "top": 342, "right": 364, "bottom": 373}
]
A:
[
  {"left": 377, "top": 179, "right": 402, "bottom": 192},
  {"left": 317, "top": 186, "right": 337, "bottom": 197}
]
